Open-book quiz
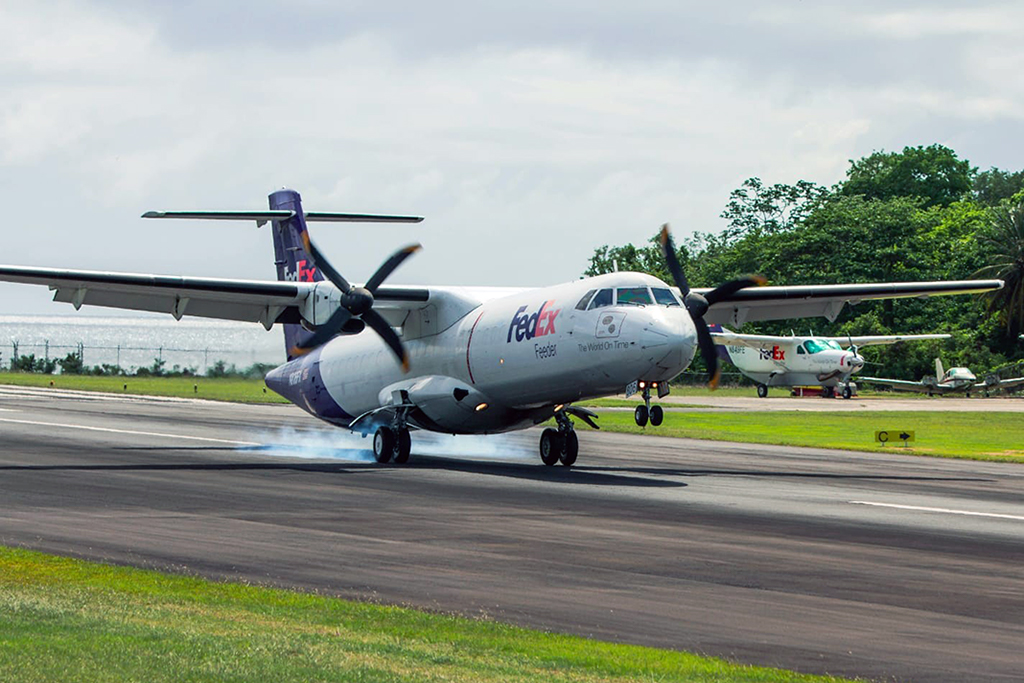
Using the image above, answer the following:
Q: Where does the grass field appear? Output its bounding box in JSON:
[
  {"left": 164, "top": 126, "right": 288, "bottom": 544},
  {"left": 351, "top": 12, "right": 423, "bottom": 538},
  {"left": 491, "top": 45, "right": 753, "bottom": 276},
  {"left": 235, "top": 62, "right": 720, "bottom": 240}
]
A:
[
  {"left": 0, "top": 372, "right": 288, "bottom": 404},
  {"left": 585, "top": 410, "right": 1024, "bottom": 463},
  {"left": 0, "top": 546, "right": 856, "bottom": 683}
]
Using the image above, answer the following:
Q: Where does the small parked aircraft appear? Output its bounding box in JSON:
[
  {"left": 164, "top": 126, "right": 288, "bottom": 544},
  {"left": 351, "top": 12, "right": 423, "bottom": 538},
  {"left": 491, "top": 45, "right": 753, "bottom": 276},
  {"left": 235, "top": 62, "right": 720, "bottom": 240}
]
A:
[
  {"left": 860, "top": 358, "right": 1024, "bottom": 397},
  {"left": 0, "top": 189, "right": 1003, "bottom": 465},
  {"left": 712, "top": 327, "right": 950, "bottom": 398}
]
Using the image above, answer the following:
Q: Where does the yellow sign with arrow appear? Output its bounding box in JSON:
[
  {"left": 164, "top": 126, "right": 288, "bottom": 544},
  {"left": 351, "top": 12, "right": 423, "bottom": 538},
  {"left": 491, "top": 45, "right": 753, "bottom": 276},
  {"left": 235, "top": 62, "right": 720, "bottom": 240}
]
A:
[{"left": 875, "top": 430, "right": 915, "bottom": 445}]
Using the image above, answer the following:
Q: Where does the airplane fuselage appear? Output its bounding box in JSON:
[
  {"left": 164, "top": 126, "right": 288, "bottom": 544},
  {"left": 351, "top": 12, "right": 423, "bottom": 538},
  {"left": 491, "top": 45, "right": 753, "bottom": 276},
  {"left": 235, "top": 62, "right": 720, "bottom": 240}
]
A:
[
  {"left": 720, "top": 338, "right": 863, "bottom": 388},
  {"left": 266, "top": 273, "right": 696, "bottom": 434}
]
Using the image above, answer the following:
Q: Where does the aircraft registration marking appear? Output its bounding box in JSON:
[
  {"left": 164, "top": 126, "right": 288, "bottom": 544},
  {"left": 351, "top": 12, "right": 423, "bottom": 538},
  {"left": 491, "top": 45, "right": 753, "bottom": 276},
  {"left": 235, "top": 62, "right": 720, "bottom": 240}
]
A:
[
  {"left": 850, "top": 501, "right": 1024, "bottom": 522},
  {"left": 0, "top": 417, "right": 259, "bottom": 447}
]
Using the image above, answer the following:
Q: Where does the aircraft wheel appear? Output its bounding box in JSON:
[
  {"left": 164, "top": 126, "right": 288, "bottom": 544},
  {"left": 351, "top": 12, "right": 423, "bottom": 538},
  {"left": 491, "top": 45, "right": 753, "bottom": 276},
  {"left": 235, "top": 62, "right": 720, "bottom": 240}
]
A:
[
  {"left": 539, "top": 428, "right": 562, "bottom": 466},
  {"left": 634, "top": 405, "right": 649, "bottom": 427},
  {"left": 842, "top": 385, "right": 852, "bottom": 400},
  {"left": 965, "top": 392, "right": 971, "bottom": 398},
  {"left": 373, "top": 426, "right": 395, "bottom": 464},
  {"left": 649, "top": 405, "right": 664, "bottom": 426},
  {"left": 559, "top": 431, "right": 579, "bottom": 467},
  {"left": 756, "top": 384, "right": 768, "bottom": 399},
  {"left": 394, "top": 429, "right": 411, "bottom": 464}
]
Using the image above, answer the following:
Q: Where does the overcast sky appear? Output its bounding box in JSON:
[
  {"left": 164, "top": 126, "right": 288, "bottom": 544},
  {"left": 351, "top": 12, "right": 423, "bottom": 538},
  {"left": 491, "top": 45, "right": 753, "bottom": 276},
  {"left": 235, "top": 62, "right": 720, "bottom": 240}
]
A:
[{"left": 2, "top": 1, "right": 1023, "bottom": 315}]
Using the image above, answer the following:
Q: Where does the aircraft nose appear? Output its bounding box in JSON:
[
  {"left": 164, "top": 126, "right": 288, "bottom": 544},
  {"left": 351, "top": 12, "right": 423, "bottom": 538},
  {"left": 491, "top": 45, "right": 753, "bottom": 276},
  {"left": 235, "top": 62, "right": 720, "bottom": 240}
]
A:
[
  {"left": 640, "top": 309, "right": 696, "bottom": 375},
  {"left": 847, "top": 353, "right": 865, "bottom": 370}
]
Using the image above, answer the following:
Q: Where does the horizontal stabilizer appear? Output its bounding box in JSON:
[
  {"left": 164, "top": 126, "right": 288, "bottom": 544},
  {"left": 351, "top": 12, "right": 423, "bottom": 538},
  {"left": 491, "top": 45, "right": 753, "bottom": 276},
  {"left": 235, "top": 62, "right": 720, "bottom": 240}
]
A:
[{"left": 142, "top": 210, "right": 423, "bottom": 225}]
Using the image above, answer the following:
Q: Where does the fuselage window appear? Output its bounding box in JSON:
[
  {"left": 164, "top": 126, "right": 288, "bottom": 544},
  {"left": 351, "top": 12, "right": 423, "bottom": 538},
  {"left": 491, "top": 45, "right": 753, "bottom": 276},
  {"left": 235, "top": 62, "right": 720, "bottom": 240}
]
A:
[
  {"left": 651, "top": 287, "right": 681, "bottom": 307},
  {"left": 588, "top": 288, "right": 614, "bottom": 310},
  {"left": 797, "top": 346, "right": 805, "bottom": 355},
  {"left": 576, "top": 289, "right": 597, "bottom": 311},
  {"left": 616, "top": 287, "right": 652, "bottom": 306}
]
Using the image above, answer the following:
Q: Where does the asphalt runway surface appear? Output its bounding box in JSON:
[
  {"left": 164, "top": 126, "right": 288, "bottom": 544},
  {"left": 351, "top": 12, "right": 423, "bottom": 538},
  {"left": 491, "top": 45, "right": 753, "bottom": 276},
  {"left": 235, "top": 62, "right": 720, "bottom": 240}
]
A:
[{"left": 0, "top": 386, "right": 1021, "bottom": 682}]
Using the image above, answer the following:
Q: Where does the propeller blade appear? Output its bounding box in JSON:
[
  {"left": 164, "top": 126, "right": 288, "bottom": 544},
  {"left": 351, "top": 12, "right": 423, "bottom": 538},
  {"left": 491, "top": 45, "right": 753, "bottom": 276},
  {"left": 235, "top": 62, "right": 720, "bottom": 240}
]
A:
[
  {"left": 364, "top": 243, "right": 422, "bottom": 294},
  {"left": 704, "top": 275, "right": 768, "bottom": 306},
  {"left": 304, "top": 236, "right": 352, "bottom": 294},
  {"left": 362, "top": 308, "right": 410, "bottom": 373},
  {"left": 694, "top": 320, "right": 721, "bottom": 390},
  {"left": 290, "top": 307, "right": 353, "bottom": 357},
  {"left": 658, "top": 224, "right": 691, "bottom": 297}
]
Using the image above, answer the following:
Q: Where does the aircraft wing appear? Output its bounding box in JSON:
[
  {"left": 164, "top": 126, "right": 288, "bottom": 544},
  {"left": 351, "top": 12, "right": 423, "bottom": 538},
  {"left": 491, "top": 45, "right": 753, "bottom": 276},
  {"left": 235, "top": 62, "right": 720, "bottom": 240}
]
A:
[
  {"left": 710, "top": 330, "right": 791, "bottom": 348},
  {"left": 0, "top": 266, "right": 431, "bottom": 329},
  {"left": 834, "top": 333, "right": 951, "bottom": 348},
  {"left": 976, "top": 376, "right": 1024, "bottom": 392},
  {"left": 857, "top": 376, "right": 930, "bottom": 392},
  {"left": 697, "top": 280, "right": 1002, "bottom": 326}
]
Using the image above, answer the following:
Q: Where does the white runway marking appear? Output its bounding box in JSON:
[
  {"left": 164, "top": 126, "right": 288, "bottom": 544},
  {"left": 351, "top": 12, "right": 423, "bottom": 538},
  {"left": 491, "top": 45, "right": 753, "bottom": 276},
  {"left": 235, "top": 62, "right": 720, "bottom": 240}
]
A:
[
  {"left": 0, "top": 417, "right": 259, "bottom": 447},
  {"left": 851, "top": 500, "right": 1024, "bottom": 521}
]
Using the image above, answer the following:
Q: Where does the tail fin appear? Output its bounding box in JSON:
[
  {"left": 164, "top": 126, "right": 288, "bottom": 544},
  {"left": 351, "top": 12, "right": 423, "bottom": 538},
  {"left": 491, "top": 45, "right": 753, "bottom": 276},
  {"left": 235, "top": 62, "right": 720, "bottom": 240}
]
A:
[
  {"left": 269, "top": 189, "right": 322, "bottom": 358},
  {"left": 935, "top": 357, "right": 945, "bottom": 381}
]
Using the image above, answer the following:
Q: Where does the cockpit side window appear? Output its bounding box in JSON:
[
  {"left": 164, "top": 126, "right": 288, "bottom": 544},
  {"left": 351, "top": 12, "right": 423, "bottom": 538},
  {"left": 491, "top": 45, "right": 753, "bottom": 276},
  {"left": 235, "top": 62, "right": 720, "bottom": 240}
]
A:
[
  {"left": 797, "top": 346, "right": 805, "bottom": 355},
  {"left": 588, "top": 288, "right": 614, "bottom": 310},
  {"left": 824, "top": 340, "right": 842, "bottom": 350},
  {"left": 651, "top": 287, "right": 681, "bottom": 307},
  {"left": 803, "top": 340, "right": 826, "bottom": 354},
  {"left": 616, "top": 287, "right": 652, "bottom": 306},
  {"left": 575, "top": 289, "right": 597, "bottom": 311}
]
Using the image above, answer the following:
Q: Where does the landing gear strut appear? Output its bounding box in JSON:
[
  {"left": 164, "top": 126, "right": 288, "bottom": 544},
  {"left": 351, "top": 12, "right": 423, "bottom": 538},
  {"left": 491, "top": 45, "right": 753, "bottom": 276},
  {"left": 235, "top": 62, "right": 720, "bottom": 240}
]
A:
[
  {"left": 634, "top": 384, "right": 663, "bottom": 427},
  {"left": 372, "top": 410, "right": 413, "bottom": 464},
  {"left": 539, "top": 410, "right": 579, "bottom": 467}
]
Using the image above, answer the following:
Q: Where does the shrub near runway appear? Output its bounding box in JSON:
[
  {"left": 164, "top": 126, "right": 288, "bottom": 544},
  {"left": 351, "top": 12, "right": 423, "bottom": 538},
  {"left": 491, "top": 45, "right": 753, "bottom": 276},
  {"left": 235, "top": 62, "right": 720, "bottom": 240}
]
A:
[
  {"left": 586, "top": 410, "right": 1024, "bottom": 463},
  {"left": 0, "top": 547, "right": 856, "bottom": 683}
]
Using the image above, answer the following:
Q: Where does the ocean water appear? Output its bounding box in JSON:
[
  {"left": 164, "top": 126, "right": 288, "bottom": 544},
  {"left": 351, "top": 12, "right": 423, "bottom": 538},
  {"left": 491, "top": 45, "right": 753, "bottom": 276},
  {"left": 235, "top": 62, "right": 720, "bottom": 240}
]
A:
[{"left": 0, "top": 314, "right": 285, "bottom": 373}]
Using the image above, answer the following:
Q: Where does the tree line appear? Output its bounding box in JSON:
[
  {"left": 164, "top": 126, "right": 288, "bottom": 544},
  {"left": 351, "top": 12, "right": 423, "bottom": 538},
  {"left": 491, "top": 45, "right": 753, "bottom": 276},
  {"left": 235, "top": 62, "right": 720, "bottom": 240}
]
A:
[{"left": 585, "top": 145, "right": 1024, "bottom": 382}]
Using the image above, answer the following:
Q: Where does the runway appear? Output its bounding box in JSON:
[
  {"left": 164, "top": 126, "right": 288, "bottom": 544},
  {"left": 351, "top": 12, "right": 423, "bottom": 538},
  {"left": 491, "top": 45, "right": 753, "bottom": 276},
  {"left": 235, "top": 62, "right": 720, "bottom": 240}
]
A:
[{"left": 0, "top": 386, "right": 1021, "bottom": 682}]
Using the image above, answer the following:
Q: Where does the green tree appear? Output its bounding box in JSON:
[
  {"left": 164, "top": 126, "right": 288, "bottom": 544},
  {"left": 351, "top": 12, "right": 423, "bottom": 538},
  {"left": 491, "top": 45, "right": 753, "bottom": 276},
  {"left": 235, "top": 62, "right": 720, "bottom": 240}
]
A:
[
  {"left": 974, "top": 167, "right": 1024, "bottom": 206},
  {"left": 57, "top": 352, "right": 85, "bottom": 375},
  {"left": 841, "top": 144, "right": 974, "bottom": 208},
  {"left": 973, "top": 194, "right": 1024, "bottom": 337},
  {"left": 720, "top": 177, "right": 830, "bottom": 236}
]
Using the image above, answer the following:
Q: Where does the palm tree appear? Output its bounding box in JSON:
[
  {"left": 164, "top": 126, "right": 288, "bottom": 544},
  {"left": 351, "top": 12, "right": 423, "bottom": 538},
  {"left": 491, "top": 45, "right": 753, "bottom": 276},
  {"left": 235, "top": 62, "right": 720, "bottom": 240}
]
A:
[{"left": 974, "top": 199, "right": 1024, "bottom": 336}]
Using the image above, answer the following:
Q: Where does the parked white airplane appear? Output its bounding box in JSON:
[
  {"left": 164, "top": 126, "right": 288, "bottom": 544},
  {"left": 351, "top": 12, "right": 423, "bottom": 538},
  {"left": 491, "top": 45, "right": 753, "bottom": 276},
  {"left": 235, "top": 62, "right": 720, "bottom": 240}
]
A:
[
  {"left": 860, "top": 358, "right": 1024, "bottom": 397},
  {"left": 0, "top": 189, "right": 1003, "bottom": 465},
  {"left": 712, "top": 327, "right": 951, "bottom": 399}
]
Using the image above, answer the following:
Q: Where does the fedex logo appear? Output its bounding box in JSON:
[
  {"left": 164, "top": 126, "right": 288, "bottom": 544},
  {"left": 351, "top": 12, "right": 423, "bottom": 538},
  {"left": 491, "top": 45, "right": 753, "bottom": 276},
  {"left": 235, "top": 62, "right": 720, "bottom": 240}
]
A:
[
  {"left": 283, "top": 259, "right": 318, "bottom": 283},
  {"left": 507, "top": 300, "right": 560, "bottom": 343},
  {"left": 759, "top": 345, "right": 785, "bottom": 361}
]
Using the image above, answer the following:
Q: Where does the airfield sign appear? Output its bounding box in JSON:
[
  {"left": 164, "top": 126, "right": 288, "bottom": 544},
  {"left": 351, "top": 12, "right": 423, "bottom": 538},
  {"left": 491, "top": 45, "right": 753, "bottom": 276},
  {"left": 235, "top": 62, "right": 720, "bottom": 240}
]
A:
[{"left": 875, "top": 430, "right": 916, "bottom": 446}]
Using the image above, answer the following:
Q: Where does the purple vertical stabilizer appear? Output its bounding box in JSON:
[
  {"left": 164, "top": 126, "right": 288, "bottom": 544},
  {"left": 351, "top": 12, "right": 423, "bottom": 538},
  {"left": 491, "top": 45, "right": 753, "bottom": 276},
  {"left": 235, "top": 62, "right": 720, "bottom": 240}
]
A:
[
  {"left": 709, "top": 323, "right": 733, "bottom": 363},
  {"left": 269, "top": 189, "right": 322, "bottom": 359}
]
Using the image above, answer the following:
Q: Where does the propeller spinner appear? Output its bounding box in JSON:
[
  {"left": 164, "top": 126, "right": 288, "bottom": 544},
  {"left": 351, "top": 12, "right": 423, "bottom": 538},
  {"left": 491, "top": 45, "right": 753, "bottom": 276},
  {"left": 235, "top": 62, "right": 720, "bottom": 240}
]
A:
[
  {"left": 658, "top": 224, "right": 765, "bottom": 389},
  {"left": 292, "top": 234, "right": 421, "bottom": 373}
]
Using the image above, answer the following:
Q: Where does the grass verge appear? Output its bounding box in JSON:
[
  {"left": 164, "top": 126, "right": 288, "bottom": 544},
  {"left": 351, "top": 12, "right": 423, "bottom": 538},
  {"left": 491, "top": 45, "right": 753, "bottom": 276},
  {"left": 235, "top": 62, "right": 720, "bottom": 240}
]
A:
[
  {"left": 0, "top": 546, "right": 856, "bottom": 683},
  {"left": 0, "top": 372, "right": 288, "bottom": 404},
  {"left": 585, "top": 410, "right": 1024, "bottom": 463}
]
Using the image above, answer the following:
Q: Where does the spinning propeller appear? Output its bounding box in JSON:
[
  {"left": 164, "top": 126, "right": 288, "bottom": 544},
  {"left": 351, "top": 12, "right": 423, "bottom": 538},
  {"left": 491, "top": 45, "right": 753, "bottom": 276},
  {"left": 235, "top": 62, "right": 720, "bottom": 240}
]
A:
[
  {"left": 658, "top": 224, "right": 765, "bottom": 389},
  {"left": 291, "top": 233, "right": 421, "bottom": 372}
]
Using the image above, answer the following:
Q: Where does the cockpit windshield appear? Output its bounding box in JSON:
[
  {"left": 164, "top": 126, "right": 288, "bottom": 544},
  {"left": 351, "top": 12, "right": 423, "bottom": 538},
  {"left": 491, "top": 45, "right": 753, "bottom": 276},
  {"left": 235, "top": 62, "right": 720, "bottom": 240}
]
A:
[
  {"left": 616, "top": 287, "right": 653, "bottom": 306},
  {"left": 588, "top": 288, "right": 614, "bottom": 310},
  {"left": 651, "top": 288, "right": 681, "bottom": 307},
  {"left": 823, "top": 339, "right": 842, "bottom": 350}
]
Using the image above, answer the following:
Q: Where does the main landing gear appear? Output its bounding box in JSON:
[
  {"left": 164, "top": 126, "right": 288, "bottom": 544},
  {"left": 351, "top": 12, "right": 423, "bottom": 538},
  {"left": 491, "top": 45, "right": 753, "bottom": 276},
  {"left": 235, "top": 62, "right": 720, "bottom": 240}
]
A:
[
  {"left": 372, "top": 412, "right": 412, "bottom": 464},
  {"left": 633, "top": 383, "right": 664, "bottom": 427},
  {"left": 539, "top": 410, "right": 579, "bottom": 467}
]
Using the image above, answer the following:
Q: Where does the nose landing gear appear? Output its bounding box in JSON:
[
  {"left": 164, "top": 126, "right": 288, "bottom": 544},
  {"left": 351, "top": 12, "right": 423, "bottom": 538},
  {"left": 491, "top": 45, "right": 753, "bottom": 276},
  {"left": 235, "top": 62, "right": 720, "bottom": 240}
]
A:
[
  {"left": 633, "top": 383, "right": 664, "bottom": 427},
  {"left": 539, "top": 410, "right": 579, "bottom": 467}
]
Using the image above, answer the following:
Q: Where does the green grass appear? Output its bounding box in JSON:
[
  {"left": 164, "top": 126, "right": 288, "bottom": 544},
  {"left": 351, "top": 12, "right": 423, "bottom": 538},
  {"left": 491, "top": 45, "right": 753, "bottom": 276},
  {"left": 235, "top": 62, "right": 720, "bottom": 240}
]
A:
[
  {"left": 586, "top": 410, "right": 1024, "bottom": 463},
  {"left": 0, "top": 372, "right": 288, "bottom": 404},
  {"left": 0, "top": 546, "right": 856, "bottom": 683}
]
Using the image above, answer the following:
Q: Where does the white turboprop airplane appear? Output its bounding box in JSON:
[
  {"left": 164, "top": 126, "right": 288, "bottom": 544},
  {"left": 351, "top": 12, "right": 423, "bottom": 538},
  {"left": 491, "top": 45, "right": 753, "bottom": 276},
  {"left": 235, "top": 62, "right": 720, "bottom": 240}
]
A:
[
  {"left": 0, "top": 189, "right": 1004, "bottom": 466},
  {"left": 860, "top": 358, "right": 1024, "bottom": 397},
  {"left": 712, "top": 327, "right": 951, "bottom": 399}
]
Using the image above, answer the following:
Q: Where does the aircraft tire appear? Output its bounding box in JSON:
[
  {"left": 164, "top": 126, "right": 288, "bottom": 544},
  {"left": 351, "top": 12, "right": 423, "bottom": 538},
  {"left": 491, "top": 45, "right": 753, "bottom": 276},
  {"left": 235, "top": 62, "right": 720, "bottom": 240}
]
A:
[
  {"left": 394, "top": 429, "right": 411, "bottom": 464},
  {"left": 649, "top": 405, "right": 664, "bottom": 426},
  {"left": 842, "top": 385, "right": 852, "bottom": 400},
  {"left": 373, "top": 426, "right": 395, "bottom": 464},
  {"left": 756, "top": 384, "right": 768, "bottom": 398},
  {"left": 540, "top": 428, "right": 562, "bottom": 466},
  {"left": 634, "top": 405, "right": 649, "bottom": 427},
  {"left": 559, "top": 431, "right": 579, "bottom": 467}
]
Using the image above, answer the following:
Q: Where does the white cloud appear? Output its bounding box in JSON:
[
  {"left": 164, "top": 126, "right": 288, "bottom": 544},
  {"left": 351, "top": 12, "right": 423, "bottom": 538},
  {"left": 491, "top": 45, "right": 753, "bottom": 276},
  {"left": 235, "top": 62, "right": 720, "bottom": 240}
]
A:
[{"left": 1, "top": 1, "right": 1023, "bottom": 315}]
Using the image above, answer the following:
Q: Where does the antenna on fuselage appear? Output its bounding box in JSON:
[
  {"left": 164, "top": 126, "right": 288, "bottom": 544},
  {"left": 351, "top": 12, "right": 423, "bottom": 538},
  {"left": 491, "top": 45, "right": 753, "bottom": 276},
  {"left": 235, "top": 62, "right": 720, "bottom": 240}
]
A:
[{"left": 612, "top": 259, "right": 619, "bottom": 273}]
